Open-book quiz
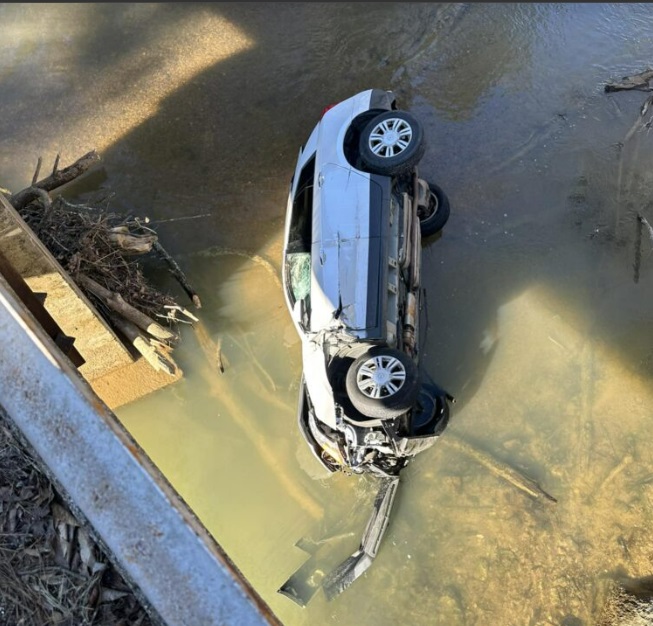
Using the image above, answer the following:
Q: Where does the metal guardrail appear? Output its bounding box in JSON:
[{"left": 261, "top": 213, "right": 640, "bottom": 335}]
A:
[{"left": 0, "top": 272, "right": 280, "bottom": 626}]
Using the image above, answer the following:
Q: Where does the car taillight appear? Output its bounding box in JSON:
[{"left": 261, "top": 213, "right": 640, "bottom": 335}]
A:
[{"left": 321, "top": 102, "right": 338, "bottom": 117}]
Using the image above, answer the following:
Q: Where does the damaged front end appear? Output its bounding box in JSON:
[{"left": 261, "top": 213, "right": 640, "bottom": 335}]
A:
[
  {"left": 297, "top": 371, "right": 451, "bottom": 479},
  {"left": 281, "top": 368, "right": 452, "bottom": 606}
]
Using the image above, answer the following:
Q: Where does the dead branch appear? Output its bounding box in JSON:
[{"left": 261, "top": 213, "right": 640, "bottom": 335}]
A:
[
  {"left": 10, "top": 151, "right": 101, "bottom": 211},
  {"left": 51, "top": 153, "right": 60, "bottom": 177},
  {"left": 32, "top": 156, "right": 42, "bottom": 186},
  {"left": 109, "top": 314, "right": 178, "bottom": 375},
  {"left": 442, "top": 431, "right": 557, "bottom": 503},
  {"left": 164, "top": 304, "right": 199, "bottom": 322},
  {"left": 77, "top": 274, "right": 176, "bottom": 341},
  {"left": 13, "top": 187, "right": 52, "bottom": 211},
  {"left": 194, "top": 321, "right": 225, "bottom": 373},
  {"left": 107, "top": 231, "right": 158, "bottom": 255},
  {"left": 193, "top": 326, "right": 322, "bottom": 519},
  {"left": 153, "top": 240, "right": 201, "bottom": 309}
]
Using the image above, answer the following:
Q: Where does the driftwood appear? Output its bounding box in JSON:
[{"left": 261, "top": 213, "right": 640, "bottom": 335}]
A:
[
  {"left": 108, "top": 314, "right": 177, "bottom": 375},
  {"left": 153, "top": 240, "right": 201, "bottom": 309},
  {"left": 11, "top": 186, "right": 52, "bottom": 212},
  {"left": 156, "top": 304, "right": 200, "bottom": 327},
  {"left": 605, "top": 68, "right": 653, "bottom": 93},
  {"left": 107, "top": 228, "right": 158, "bottom": 255},
  {"left": 622, "top": 94, "right": 653, "bottom": 144},
  {"left": 442, "top": 431, "right": 557, "bottom": 503},
  {"left": 7, "top": 151, "right": 192, "bottom": 379},
  {"left": 10, "top": 151, "right": 101, "bottom": 211},
  {"left": 192, "top": 321, "right": 323, "bottom": 520},
  {"left": 77, "top": 273, "right": 176, "bottom": 341}
]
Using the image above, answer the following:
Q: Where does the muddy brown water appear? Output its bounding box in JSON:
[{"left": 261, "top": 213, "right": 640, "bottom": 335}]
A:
[{"left": 2, "top": 4, "right": 653, "bottom": 625}]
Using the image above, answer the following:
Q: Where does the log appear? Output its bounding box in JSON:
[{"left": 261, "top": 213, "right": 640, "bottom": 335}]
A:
[
  {"left": 108, "top": 231, "right": 158, "bottom": 255},
  {"left": 109, "top": 314, "right": 177, "bottom": 375},
  {"left": 10, "top": 151, "right": 101, "bottom": 211},
  {"left": 76, "top": 273, "right": 176, "bottom": 341},
  {"left": 153, "top": 240, "right": 201, "bottom": 309},
  {"left": 193, "top": 323, "right": 323, "bottom": 520},
  {"left": 605, "top": 68, "right": 653, "bottom": 92},
  {"left": 623, "top": 94, "right": 653, "bottom": 144},
  {"left": 12, "top": 186, "right": 52, "bottom": 211},
  {"left": 194, "top": 320, "right": 225, "bottom": 373},
  {"left": 442, "top": 432, "right": 557, "bottom": 503}
]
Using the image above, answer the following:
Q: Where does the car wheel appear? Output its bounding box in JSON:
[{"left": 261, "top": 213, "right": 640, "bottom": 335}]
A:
[
  {"left": 419, "top": 181, "right": 450, "bottom": 237},
  {"left": 345, "top": 346, "right": 420, "bottom": 419},
  {"left": 358, "top": 111, "right": 426, "bottom": 176}
]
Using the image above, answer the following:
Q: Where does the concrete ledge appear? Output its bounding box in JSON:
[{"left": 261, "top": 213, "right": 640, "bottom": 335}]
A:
[
  {"left": 0, "top": 193, "right": 133, "bottom": 381},
  {"left": 0, "top": 272, "right": 280, "bottom": 626}
]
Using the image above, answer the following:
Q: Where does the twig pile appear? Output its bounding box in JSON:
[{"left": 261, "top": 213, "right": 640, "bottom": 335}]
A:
[
  {"left": 6, "top": 152, "right": 202, "bottom": 375},
  {"left": 19, "top": 197, "right": 175, "bottom": 323}
]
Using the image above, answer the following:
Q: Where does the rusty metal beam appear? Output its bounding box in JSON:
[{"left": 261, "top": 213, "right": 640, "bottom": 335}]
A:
[{"left": 0, "top": 272, "right": 280, "bottom": 626}]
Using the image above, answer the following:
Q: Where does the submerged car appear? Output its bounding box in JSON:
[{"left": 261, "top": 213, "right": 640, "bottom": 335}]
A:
[
  {"left": 282, "top": 88, "right": 452, "bottom": 480},
  {"left": 279, "top": 89, "right": 454, "bottom": 604}
]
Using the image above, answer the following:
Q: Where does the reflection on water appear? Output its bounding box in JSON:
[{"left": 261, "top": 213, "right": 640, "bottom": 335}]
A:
[{"left": 2, "top": 2, "right": 653, "bottom": 624}]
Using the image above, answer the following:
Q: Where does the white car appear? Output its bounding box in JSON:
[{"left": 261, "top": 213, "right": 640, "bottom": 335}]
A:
[
  {"left": 280, "top": 89, "right": 454, "bottom": 604},
  {"left": 282, "top": 88, "right": 452, "bottom": 480}
]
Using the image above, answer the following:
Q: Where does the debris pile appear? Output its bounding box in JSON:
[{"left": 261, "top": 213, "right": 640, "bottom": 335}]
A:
[{"left": 4, "top": 151, "right": 201, "bottom": 376}]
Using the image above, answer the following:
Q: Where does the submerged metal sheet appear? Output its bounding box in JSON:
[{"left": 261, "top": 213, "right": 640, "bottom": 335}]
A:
[{"left": 0, "top": 273, "right": 280, "bottom": 626}]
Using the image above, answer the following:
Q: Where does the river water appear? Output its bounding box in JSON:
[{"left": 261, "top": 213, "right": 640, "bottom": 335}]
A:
[{"left": 2, "top": 3, "right": 653, "bottom": 625}]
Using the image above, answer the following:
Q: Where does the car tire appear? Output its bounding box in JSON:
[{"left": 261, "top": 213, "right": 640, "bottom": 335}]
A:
[
  {"left": 419, "top": 181, "right": 450, "bottom": 237},
  {"left": 345, "top": 346, "right": 420, "bottom": 419},
  {"left": 358, "top": 111, "right": 426, "bottom": 176}
]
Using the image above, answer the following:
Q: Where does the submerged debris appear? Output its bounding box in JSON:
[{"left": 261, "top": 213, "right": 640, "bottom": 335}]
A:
[
  {"left": 441, "top": 431, "right": 558, "bottom": 503},
  {"left": 606, "top": 74, "right": 653, "bottom": 283},
  {"left": 605, "top": 68, "right": 653, "bottom": 92}
]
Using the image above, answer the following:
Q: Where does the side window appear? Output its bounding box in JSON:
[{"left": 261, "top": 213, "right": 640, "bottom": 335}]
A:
[
  {"left": 285, "top": 155, "right": 315, "bottom": 307},
  {"left": 287, "top": 154, "right": 315, "bottom": 254}
]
